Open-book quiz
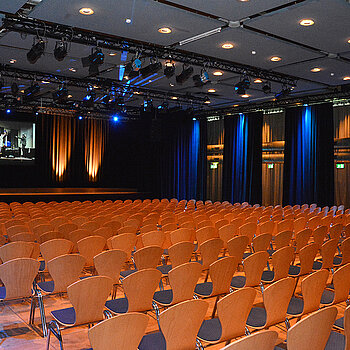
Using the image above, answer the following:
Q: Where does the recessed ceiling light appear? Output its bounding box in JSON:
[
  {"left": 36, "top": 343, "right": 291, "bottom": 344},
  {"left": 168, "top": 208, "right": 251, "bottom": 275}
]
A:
[
  {"left": 241, "top": 94, "right": 250, "bottom": 98},
  {"left": 233, "top": 104, "right": 239, "bottom": 107},
  {"left": 221, "top": 43, "right": 234, "bottom": 49},
  {"left": 109, "top": 52, "right": 117, "bottom": 56},
  {"left": 158, "top": 27, "right": 172, "bottom": 34},
  {"left": 299, "top": 19, "right": 314, "bottom": 26},
  {"left": 331, "top": 73, "right": 335, "bottom": 76},
  {"left": 204, "top": 100, "right": 211, "bottom": 104},
  {"left": 311, "top": 67, "right": 321, "bottom": 72},
  {"left": 68, "top": 94, "right": 72, "bottom": 98},
  {"left": 125, "top": 18, "right": 132, "bottom": 24},
  {"left": 41, "top": 81, "right": 50, "bottom": 84},
  {"left": 20, "top": 90, "right": 24, "bottom": 93},
  {"left": 148, "top": 80, "right": 152, "bottom": 83},
  {"left": 208, "top": 89, "right": 216, "bottom": 93},
  {"left": 169, "top": 82, "right": 175, "bottom": 87},
  {"left": 251, "top": 50, "right": 256, "bottom": 55},
  {"left": 270, "top": 56, "right": 282, "bottom": 62},
  {"left": 213, "top": 71, "right": 223, "bottom": 76},
  {"left": 9, "top": 59, "right": 16, "bottom": 64},
  {"left": 171, "top": 96, "right": 178, "bottom": 100},
  {"left": 79, "top": 7, "right": 94, "bottom": 15},
  {"left": 69, "top": 68, "right": 77, "bottom": 72},
  {"left": 348, "top": 39, "right": 350, "bottom": 44},
  {"left": 343, "top": 76, "right": 350, "bottom": 81},
  {"left": 254, "top": 78, "right": 262, "bottom": 83}
]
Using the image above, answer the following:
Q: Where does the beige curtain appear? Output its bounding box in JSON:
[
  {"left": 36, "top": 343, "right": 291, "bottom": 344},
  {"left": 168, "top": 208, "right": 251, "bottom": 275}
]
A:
[
  {"left": 334, "top": 105, "right": 350, "bottom": 139},
  {"left": 84, "top": 119, "right": 107, "bottom": 182},
  {"left": 262, "top": 112, "right": 285, "bottom": 143}
]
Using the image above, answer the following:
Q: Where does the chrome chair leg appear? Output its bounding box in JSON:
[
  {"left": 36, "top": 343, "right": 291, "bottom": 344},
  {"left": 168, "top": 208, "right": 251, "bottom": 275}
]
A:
[{"left": 46, "top": 320, "right": 64, "bottom": 350}]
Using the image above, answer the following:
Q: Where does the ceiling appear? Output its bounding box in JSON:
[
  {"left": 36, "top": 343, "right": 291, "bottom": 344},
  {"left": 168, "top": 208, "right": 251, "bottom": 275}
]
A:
[{"left": 0, "top": 0, "right": 349, "bottom": 110}]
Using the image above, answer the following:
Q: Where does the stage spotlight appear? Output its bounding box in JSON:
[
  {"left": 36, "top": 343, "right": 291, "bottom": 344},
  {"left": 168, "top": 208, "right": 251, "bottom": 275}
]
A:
[
  {"left": 27, "top": 38, "right": 45, "bottom": 64},
  {"left": 234, "top": 76, "right": 250, "bottom": 95},
  {"left": 193, "top": 69, "right": 210, "bottom": 87},
  {"left": 204, "top": 96, "right": 211, "bottom": 104},
  {"left": 158, "top": 100, "right": 169, "bottom": 110},
  {"left": 262, "top": 82, "right": 271, "bottom": 94},
  {"left": 124, "top": 57, "right": 142, "bottom": 79},
  {"left": 6, "top": 109, "right": 11, "bottom": 114},
  {"left": 143, "top": 99, "right": 154, "bottom": 112},
  {"left": 82, "top": 86, "right": 96, "bottom": 107},
  {"left": 23, "top": 83, "right": 40, "bottom": 101},
  {"left": 164, "top": 61, "right": 175, "bottom": 78},
  {"left": 112, "top": 115, "right": 119, "bottom": 122},
  {"left": 54, "top": 40, "right": 68, "bottom": 61},
  {"left": 275, "top": 86, "right": 292, "bottom": 100},
  {"left": 81, "top": 48, "right": 104, "bottom": 75},
  {"left": 11, "top": 82, "right": 19, "bottom": 96},
  {"left": 176, "top": 64, "right": 193, "bottom": 85},
  {"left": 52, "top": 86, "right": 68, "bottom": 103},
  {"left": 78, "top": 116, "right": 83, "bottom": 120},
  {"left": 140, "top": 58, "right": 162, "bottom": 77}
]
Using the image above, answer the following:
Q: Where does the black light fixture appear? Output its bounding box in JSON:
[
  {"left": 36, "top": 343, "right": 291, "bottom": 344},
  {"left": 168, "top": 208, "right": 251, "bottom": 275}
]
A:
[
  {"left": 81, "top": 48, "right": 105, "bottom": 75},
  {"left": 82, "top": 86, "right": 96, "bottom": 107},
  {"left": 124, "top": 56, "right": 142, "bottom": 79},
  {"left": 176, "top": 64, "right": 193, "bottom": 85},
  {"left": 193, "top": 69, "right": 210, "bottom": 87},
  {"left": 164, "top": 61, "right": 175, "bottom": 78},
  {"left": 234, "top": 76, "right": 250, "bottom": 95},
  {"left": 52, "top": 86, "right": 68, "bottom": 103},
  {"left": 23, "top": 83, "right": 40, "bottom": 101},
  {"left": 275, "top": 85, "right": 292, "bottom": 100},
  {"left": 27, "top": 38, "right": 45, "bottom": 64},
  {"left": 262, "top": 82, "right": 272, "bottom": 94},
  {"left": 54, "top": 40, "right": 68, "bottom": 61},
  {"left": 11, "top": 82, "right": 19, "bottom": 96},
  {"left": 139, "top": 58, "right": 162, "bottom": 77}
]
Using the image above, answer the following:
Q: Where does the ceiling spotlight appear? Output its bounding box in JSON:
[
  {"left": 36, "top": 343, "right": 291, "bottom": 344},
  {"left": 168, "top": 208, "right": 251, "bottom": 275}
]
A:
[
  {"left": 9, "top": 59, "right": 16, "bottom": 64},
  {"left": 171, "top": 96, "right": 178, "bottom": 100},
  {"left": 82, "top": 86, "right": 96, "bottom": 107},
  {"left": 164, "top": 61, "right": 175, "bottom": 78},
  {"left": 204, "top": 96, "right": 211, "bottom": 104},
  {"left": 270, "top": 56, "right": 282, "bottom": 62},
  {"left": 79, "top": 7, "right": 94, "bottom": 15},
  {"left": 254, "top": 78, "right": 262, "bottom": 83},
  {"left": 176, "top": 64, "right": 194, "bottom": 85},
  {"left": 81, "top": 48, "right": 104, "bottom": 75},
  {"left": 343, "top": 76, "right": 350, "bottom": 81},
  {"left": 311, "top": 67, "right": 321, "bottom": 72},
  {"left": 27, "top": 38, "right": 45, "bottom": 64},
  {"left": 124, "top": 56, "right": 142, "bottom": 79},
  {"left": 54, "top": 40, "right": 68, "bottom": 61},
  {"left": 241, "top": 94, "right": 250, "bottom": 98},
  {"left": 193, "top": 69, "right": 210, "bottom": 87},
  {"left": 125, "top": 18, "right": 132, "bottom": 24},
  {"left": 234, "top": 76, "right": 250, "bottom": 95},
  {"left": 139, "top": 58, "right": 162, "bottom": 77},
  {"left": 213, "top": 71, "right": 223, "bottom": 76},
  {"left": 158, "top": 27, "right": 172, "bottom": 34},
  {"left": 262, "top": 82, "right": 271, "bottom": 94},
  {"left": 299, "top": 19, "right": 314, "bottom": 26},
  {"left": 11, "top": 82, "right": 19, "bottom": 96},
  {"left": 251, "top": 50, "right": 256, "bottom": 55},
  {"left": 208, "top": 89, "right": 216, "bottom": 93},
  {"left": 52, "top": 86, "right": 68, "bottom": 103},
  {"left": 221, "top": 43, "right": 234, "bottom": 49},
  {"left": 23, "top": 83, "right": 40, "bottom": 101},
  {"left": 275, "top": 86, "right": 292, "bottom": 100}
]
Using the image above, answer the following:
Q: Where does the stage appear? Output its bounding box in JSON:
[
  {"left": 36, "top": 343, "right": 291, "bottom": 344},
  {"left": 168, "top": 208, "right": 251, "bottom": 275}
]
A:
[{"left": 0, "top": 188, "right": 149, "bottom": 203}]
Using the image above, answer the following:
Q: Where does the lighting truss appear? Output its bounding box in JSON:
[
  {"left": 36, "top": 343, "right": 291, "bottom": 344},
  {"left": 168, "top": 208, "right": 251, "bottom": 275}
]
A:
[{"left": 1, "top": 14, "right": 298, "bottom": 86}]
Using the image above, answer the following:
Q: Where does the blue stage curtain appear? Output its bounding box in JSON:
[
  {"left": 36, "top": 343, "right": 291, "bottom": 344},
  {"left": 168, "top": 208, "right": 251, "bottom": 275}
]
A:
[
  {"left": 222, "top": 111, "right": 262, "bottom": 204},
  {"left": 196, "top": 117, "right": 207, "bottom": 200},
  {"left": 283, "top": 103, "right": 334, "bottom": 206},
  {"left": 160, "top": 111, "right": 201, "bottom": 200}
]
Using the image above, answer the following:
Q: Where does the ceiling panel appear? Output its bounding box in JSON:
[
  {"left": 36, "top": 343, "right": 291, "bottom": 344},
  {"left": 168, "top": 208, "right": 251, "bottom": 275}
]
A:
[
  {"left": 30, "top": 0, "right": 220, "bottom": 46},
  {"left": 181, "top": 27, "right": 323, "bottom": 70},
  {"left": 0, "top": 1, "right": 29, "bottom": 14},
  {"left": 248, "top": 0, "right": 350, "bottom": 54},
  {"left": 170, "top": 0, "right": 293, "bottom": 21}
]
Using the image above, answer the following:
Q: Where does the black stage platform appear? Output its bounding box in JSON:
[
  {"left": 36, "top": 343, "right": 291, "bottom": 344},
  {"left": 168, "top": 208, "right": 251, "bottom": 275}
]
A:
[{"left": 0, "top": 188, "right": 149, "bottom": 203}]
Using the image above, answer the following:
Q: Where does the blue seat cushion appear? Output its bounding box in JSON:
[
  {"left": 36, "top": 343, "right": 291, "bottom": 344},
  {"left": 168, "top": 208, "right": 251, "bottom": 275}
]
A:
[
  {"left": 243, "top": 252, "right": 252, "bottom": 259},
  {"left": 157, "top": 265, "right": 172, "bottom": 275},
  {"left": 231, "top": 276, "right": 246, "bottom": 288},
  {"left": 321, "top": 290, "right": 335, "bottom": 305},
  {"left": 51, "top": 307, "right": 76, "bottom": 326},
  {"left": 39, "top": 260, "right": 45, "bottom": 272},
  {"left": 120, "top": 269, "right": 137, "bottom": 278},
  {"left": 287, "top": 297, "right": 304, "bottom": 316},
  {"left": 261, "top": 270, "right": 274, "bottom": 282},
  {"left": 334, "top": 316, "right": 344, "bottom": 330},
  {"left": 197, "top": 317, "right": 222, "bottom": 342},
  {"left": 153, "top": 290, "right": 173, "bottom": 305},
  {"left": 139, "top": 331, "right": 166, "bottom": 350},
  {"left": 288, "top": 265, "right": 301, "bottom": 276},
  {"left": 0, "top": 286, "right": 6, "bottom": 299},
  {"left": 195, "top": 282, "right": 213, "bottom": 297},
  {"left": 312, "top": 260, "right": 323, "bottom": 270},
  {"left": 37, "top": 281, "right": 55, "bottom": 293},
  {"left": 325, "top": 331, "right": 345, "bottom": 349},
  {"left": 105, "top": 297, "right": 128, "bottom": 314},
  {"left": 333, "top": 256, "right": 342, "bottom": 265},
  {"left": 247, "top": 307, "right": 267, "bottom": 328}
]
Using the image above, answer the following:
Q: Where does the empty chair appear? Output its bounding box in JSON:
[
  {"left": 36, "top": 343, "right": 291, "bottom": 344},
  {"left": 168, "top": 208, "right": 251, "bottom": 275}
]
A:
[
  {"left": 321, "top": 263, "right": 350, "bottom": 306},
  {"left": 218, "top": 224, "right": 238, "bottom": 249},
  {"left": 257, "top": 221, "right": 274, "bottom": 236},
  {"left": 199, "top": 238, "right": 224, "bottom": 270},
  {"left": 289, "top": 243, "right": 319, "bottom": 278},
  {"left": 325, "top": 305, "right": 349, "bottom": 349},
  {"left": 227, "top": 235, "right": 249, "bottom": 263},
  {"left": 334, "top": 237, "right": 350, "bottom": 266},
  {"left": 88, "top": 313, "right": 149, "bottom": 350},
  {"left": 80, "top": 221, "right": 100, "bottom": 232},
  {"left": 277, "top": 219, "right": 293, "bottom": 233},
  {"left": 313, "top": 225, "right": 328, "bottom": 246},
  {"left": 153, "top": 262, "right": 202, "bottom": 307},
  {"left": 57, "top": 222, "right": 79, "bottom": 240},
  {"left": 93, "top": 226, "right": 114, "bottom": 240},
  {"left": 294, "top": 229, "right": 313, "bottom": 253},
  {"left": 11, "top": 232, "right": 36, "bottom": 242},
  {"left": 272, "top": 230, "right": 293, "bottom": 253},
  {"left": 7, "top": 224, "right": 30, "bottom": 239},
  {"left": 69, "top": 229, "right": 93, "bottom": 246},
  {"left": 329, "top": 223, "right": 343, "bottom": 241},
  {"left": 287, "top": 269, "right": 329, "bottom": 319},
  {"left": 141, "top": 230, "right": 165, "bottom": 247},
  {"left": 105, "top": 268, "right": 162, "bottom": 314},
  {"left": 107, "top": 233, "right": 137, "bottom": 260},
  {"left": 196, "top": 226, "right": 218, "bottom": 245},
  {"left": 170, "top": 227, "right": 194, "bottom": 244},
  {"left": 197, "top": 288, "right": 256, "bottom": 345},
  {"left": 252, "top": 233, "right": 272, "bottom": 253},
  {"left": 246, "top": 277, "right": 295, "bottom": 330},
  {"left": 231, "top": 251, "right": 269, "bottom": 289},
  {"left": 0, "top": 241, "right": 33, "bottom": 262},
  {"left": 220, "top": 330, "right": 278, "bottom": 350},
  {"left": 313, "top": 239, "right": 338, "bottom": 270},
  {"left": 308, "top": 216, "right": 321, "bottom": 230},
  {"left": 262, "top": 246, "right": 294, "bottom": 284},
  {"left": 40, "top": 238, "right": 73, "bottom": 263},
  {"left": 294, "top": 217, "right": 307, "bottom": 233},
  {"left": 285, "top": 306, "right": 338, "bottom": 350},
  {"left": 47, "top": 276, "right": 113, "bottom": 350},
  {"left": 139, "top": 299, "right": 208, "bottom": 350},
  {"left": 238, "top": 222, "right": 257, "bottom": 244},
  {"left": 77, "top": 235, "right": 106, "bottom": 266}
]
